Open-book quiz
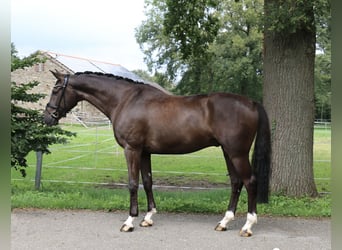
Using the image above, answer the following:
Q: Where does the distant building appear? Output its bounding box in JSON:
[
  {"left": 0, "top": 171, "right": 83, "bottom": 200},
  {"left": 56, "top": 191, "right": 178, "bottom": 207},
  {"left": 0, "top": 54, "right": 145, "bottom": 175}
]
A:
[{"left": 11, "top": 51, "right": 147, "bottom": 124}]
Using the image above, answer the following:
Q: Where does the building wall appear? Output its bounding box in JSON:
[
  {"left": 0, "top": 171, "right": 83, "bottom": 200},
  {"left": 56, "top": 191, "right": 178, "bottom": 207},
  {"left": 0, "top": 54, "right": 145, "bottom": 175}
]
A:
[{"left": 11, "top": 56, "right": 107, "bottom": 124}]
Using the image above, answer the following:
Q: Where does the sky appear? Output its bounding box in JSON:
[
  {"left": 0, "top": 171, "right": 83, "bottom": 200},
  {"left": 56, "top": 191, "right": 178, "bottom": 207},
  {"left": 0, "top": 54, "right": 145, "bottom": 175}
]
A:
[{"left": 11, "top": 0, "right": 148, "bottom": 71}]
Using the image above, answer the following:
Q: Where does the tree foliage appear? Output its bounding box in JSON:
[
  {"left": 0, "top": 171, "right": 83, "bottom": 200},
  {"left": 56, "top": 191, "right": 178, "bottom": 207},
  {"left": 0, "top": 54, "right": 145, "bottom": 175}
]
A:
[
  {"left": 314, "top": 0, "right": 331, "bottom": 120},
  {"left": 11, "top": 44, "right": 75, "bottom": 177},
  {"left": 315, "top": 52, "right": 331, "bottom": 120},
  {"left": 264, "top": 0, "right": 315, "bottom": 34},
  {"left": 136, "top": 0, "right": 184, "bottom": 79},
  {"left": 132, "top": 69, "right": 174, "bottom": 91},
  {"left": 163, "top": 0, "right": 220, "bottom": 61},
  {"left": 136, "top": 0, "right": 264, "bottom": 101},
  {"left": 136, "top": 0, "right": 330, "bottom": 116}
]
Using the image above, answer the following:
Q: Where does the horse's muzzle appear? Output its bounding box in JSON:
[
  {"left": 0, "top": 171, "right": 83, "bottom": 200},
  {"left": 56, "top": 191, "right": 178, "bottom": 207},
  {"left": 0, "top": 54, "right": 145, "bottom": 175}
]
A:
[{"left": 43, "top": 110, "right": 59, "bottom": 126}]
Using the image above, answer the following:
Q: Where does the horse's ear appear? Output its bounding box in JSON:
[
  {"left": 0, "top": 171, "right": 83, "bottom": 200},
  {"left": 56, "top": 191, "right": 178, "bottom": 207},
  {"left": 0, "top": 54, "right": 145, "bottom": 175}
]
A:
[{"left": 50, "top": 69, "right": 64, "bottom": 80}]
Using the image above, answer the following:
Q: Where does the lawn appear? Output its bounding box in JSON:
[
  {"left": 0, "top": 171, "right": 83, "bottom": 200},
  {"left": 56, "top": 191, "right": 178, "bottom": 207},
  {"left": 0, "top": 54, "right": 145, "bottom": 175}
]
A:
[{"left": 11, "top": 124, "right": 331, "bottom": 217}]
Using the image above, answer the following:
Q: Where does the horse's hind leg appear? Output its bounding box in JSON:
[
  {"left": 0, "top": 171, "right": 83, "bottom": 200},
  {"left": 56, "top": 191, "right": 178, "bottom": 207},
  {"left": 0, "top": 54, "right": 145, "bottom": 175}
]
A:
[
  {"left": 139, "top": 153, "right": 157, "bottom": 227},
  {"left": 231, "top": 156, "right": 258, "bottom": 237},
  {"left": 215, "top": 151, "right": 243, "bottom": 231}
]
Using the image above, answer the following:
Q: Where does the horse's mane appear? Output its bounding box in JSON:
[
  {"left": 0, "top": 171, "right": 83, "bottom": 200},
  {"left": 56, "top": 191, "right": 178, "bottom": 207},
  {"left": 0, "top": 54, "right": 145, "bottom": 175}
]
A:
[
  {"left": 74, "top": 71, "right": 172, "bottom": 95},
  {"left": 75, "top": 71, "right": 144, "bottom": 85}
]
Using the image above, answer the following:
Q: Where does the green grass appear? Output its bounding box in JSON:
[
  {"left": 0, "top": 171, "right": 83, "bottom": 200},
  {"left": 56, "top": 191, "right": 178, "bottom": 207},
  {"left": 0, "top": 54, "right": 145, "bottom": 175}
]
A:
[
  {"left": 313, "top": 128, "right": 331, "bottom": 193},
  {"left": 11, "top": 124, "right": 331, "bottom": 217}
]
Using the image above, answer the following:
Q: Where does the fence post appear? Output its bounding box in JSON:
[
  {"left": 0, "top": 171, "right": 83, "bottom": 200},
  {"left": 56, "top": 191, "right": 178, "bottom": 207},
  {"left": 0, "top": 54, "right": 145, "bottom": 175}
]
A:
[{"left": 35, "top": 151, "right": 43, "bottom": 190}]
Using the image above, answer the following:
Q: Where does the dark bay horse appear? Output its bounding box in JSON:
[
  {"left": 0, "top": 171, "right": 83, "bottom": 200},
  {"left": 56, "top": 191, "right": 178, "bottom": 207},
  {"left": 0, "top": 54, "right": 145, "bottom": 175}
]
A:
[{"left": 44, "top": 70, "right": 271, "bottom": 237}]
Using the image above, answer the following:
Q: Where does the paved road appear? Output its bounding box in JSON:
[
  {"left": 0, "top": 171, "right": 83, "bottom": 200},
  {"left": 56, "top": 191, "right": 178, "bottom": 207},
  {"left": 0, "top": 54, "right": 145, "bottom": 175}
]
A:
[{"left": 11, "top": 209, "right": 330, "bottom": 250}]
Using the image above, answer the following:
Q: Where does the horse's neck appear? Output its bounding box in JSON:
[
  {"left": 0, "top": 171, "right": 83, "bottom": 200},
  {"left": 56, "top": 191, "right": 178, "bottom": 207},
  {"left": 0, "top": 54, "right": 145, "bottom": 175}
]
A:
[{"left": 73, "top": 78, "right": 132, "bottom": 119}]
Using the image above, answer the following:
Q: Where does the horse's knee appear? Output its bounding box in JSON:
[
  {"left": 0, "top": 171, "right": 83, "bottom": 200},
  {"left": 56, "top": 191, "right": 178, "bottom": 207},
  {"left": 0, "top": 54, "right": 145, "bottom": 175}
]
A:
[{"left": 128, "top": 181, "right": 139, "bottom": 193}]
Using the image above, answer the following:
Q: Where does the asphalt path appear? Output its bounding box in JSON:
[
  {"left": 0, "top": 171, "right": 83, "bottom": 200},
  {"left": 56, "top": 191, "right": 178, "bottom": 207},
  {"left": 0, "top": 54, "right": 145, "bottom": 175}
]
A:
[{"left": 11, "top": 209, "right": 331, "bottom": 250}]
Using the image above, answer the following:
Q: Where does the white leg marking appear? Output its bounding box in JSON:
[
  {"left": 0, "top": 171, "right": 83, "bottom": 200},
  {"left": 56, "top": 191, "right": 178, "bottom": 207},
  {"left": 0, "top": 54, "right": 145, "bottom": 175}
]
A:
[
  {"left": 120, "top": 215, "right": 136, "bottom": 232},
  {"left": 218, "top": 210, "right": 235, "bottom": 228},
  {"left": 140, "top": 208, "right": 157, "bottom": 227},
  {"left": 241, "top": 212, "right": 257, "bottom": 236},
  {"left": 144, "top": 208, "right": 157, "bottom": 224},
  {"left": 123, "top": 216, "right": 135, "bottom": 228}
]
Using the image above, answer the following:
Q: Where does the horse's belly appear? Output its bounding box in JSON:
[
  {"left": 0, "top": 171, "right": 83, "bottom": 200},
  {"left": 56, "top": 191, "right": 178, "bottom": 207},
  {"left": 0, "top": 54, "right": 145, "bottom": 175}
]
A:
[{"left": 146, "top": 132, "right": 219, "bottom": 154}]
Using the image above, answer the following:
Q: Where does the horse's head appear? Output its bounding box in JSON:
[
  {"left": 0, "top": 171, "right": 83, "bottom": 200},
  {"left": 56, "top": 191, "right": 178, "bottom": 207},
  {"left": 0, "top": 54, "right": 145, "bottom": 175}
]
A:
[{"left": 44, "top": 70, "right": 78, "bottom": 126}]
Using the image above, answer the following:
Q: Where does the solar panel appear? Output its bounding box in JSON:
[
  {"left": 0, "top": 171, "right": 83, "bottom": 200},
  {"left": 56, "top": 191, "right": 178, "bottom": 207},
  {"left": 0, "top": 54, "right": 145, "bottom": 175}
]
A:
[{"left": 46, "top": 52, "right": 146, "bottom": 83}]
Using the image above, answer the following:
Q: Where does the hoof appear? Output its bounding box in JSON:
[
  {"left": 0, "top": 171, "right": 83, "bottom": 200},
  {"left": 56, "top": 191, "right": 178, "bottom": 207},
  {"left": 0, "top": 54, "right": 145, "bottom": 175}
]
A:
[
  {"left": 239, "top": 229, "right": 253, "bottom": 237},
  {"left": 120, "top": 224, "right": 134, "bottom": 232},
  {"left": 140, "top": 219, "right": 153, "bottom": 227},
  {"left": 214, "top": 224, "right": 227, "bottom": 232}
]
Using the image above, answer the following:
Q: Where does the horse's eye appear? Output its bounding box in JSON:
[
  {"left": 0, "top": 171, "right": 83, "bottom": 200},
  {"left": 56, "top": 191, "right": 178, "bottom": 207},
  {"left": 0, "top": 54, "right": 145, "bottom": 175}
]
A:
[{"left": 52, "top": 85, "right": 63, "bottom": 92}]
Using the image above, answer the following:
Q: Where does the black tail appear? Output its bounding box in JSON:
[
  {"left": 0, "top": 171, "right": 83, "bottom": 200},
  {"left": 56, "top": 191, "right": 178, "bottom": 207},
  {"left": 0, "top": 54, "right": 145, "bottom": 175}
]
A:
[{"left": 253, "top": 103, "right": 271, "bottom": 203}]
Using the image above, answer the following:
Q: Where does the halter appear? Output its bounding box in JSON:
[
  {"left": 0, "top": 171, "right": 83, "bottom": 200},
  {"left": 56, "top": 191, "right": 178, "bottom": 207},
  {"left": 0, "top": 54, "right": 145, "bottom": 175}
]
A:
[{"left": 46, "top": 74, "right": 70, "bottom": 119}]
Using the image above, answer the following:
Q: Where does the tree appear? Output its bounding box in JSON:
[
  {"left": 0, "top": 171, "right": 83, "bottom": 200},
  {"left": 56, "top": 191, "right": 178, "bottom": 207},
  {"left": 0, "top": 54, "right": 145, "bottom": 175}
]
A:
[
  {"left": 11, "top": 44, "right": 75, "bottom": 177},
  {"left": 136, "top": 0, "right": 263, "bottom": 100},
  {"left": 314, "top": 0, "right": 331, "bottom": 121},
  {"left": 163, "top": 0, "right": 220, "bottom": 61},
  {"left": 263, "top": 0, "right": 329, "bottom": 196},
  {"left": 132, "top": 69, "right": 174, "bottom": 91},
  {"left": 136, "top": 0, "right": 331, "bottom": 197},
  {"left": 315, "top": 51, "right": 331, "bottom": 121},
  {"left": 136, "top": 0, "right": 184, "bottom": 80},
  {"left": 202, "top": 0, "right": 264, "bottom": 100}
]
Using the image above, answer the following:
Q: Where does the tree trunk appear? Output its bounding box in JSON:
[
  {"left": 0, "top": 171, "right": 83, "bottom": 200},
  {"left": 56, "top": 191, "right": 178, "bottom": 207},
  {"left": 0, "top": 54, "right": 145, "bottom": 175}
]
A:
[{"left": 263, "top": 3, "right": 318, "bottom": 197}]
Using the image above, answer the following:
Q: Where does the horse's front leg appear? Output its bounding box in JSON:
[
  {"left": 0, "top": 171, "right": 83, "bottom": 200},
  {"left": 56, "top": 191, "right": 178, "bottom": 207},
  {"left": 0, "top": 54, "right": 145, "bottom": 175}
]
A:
[
  {"left": 120, "top": 147, "right": 141, "bottom": 232},
  {"left": 139, "top": 153, "right": 157, "bottom": 227}
]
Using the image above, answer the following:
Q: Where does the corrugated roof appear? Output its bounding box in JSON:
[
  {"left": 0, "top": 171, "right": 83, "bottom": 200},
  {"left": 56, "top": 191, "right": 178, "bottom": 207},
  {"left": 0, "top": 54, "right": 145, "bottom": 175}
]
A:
[{"left": 44, "top": 51, "right": 146, "bottom": 83}]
